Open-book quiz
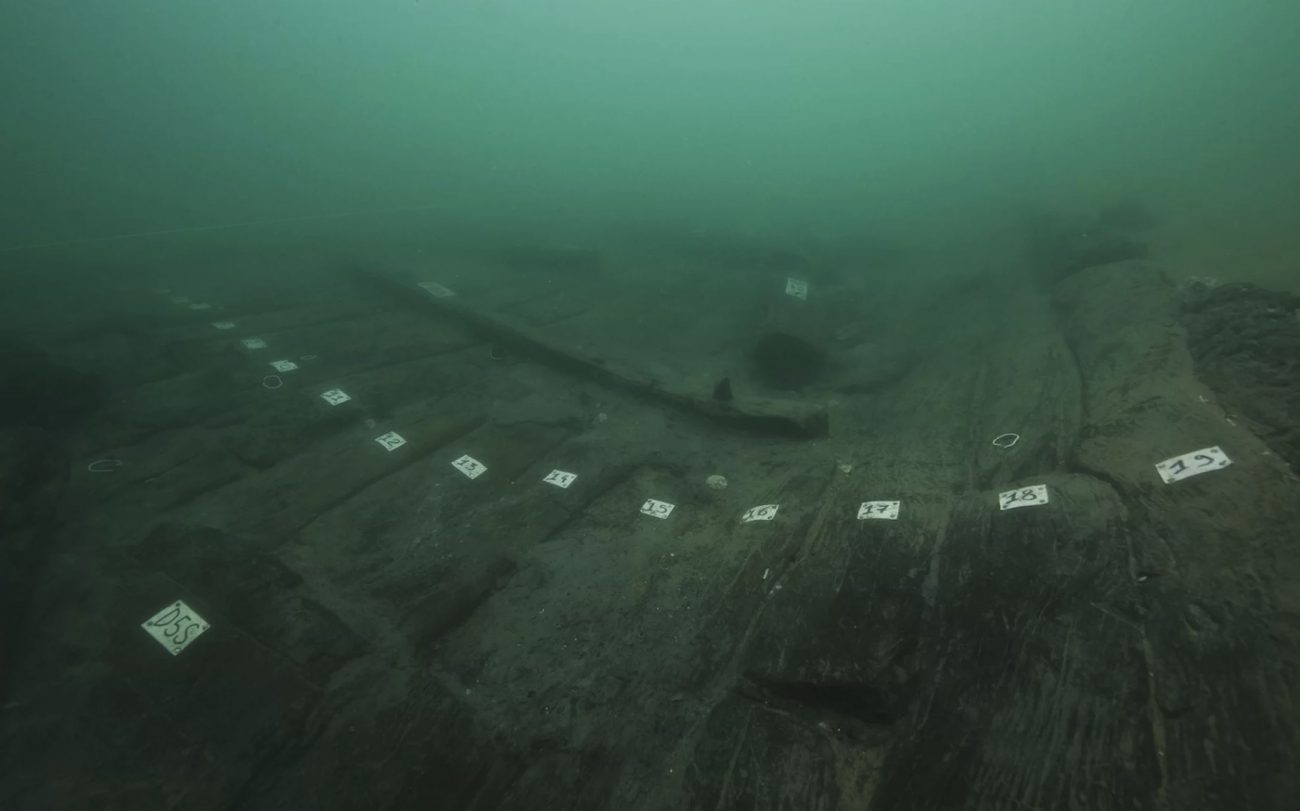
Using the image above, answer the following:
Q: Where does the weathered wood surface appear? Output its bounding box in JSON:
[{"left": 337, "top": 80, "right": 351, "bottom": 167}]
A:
[{"left": 1, "top": 260, "right": 1297, "bottom": 810}]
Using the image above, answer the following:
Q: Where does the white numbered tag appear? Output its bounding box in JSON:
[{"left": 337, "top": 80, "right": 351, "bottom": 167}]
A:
[
  {"left": 320, "top": 389, "right": 352, "bottom": 406},
  {"left": 418, "top": 281, "right": 456, "bottom": 298},
  {"left": 270, "top": 360, "right": 299, "bottom": 373},
  {"left": 542, "top": 469, "right": 577, "bottom": 489},
  {"left": 451, "top": 454, "right": 487, "bottom": 479},
  {"left": 374, "top": 431, "right": 407, "bottom": 452},
  {"left": 785, "top": 277, "right": 809, "bottom": 300},
  {"left": 640, "top": 498, "right": 675, "bottom": 519},
  {"left": 211, "top": 321, "right": 236, "bottom": 330},
  {"left": 857, "top": 500, "right": 900, "bottom": 520},
  {"left": 242, "top": 338, "right": 267, "bottom": 350},
  {"left": 1155, "top": 446, "right": 1232, "bottom": 484},
  {"left": 189, "top": 302, "right": 212, "bottom": 311},
  {"left": 999, "top": 484, "right": 1049, "bottom": 511},
  {"left": 741, "top": 504, "right": 780, "bottom": 523},
  {"left": 141, "top": 599, "right": 210, "bottom": 656}
]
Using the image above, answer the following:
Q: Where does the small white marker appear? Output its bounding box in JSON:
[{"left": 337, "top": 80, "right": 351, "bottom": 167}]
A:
[
  {"left": 1155, "top": 446, "right": 1231, "bottom": 484},
  {"left": 211, "top": 321, "right": 236, "bottom": 330},
  {"left": 542, "top": 469, "right": 578, "bottom": 488},
  {"left": 320, "top": 389, "right": 352, "bottom": 406},
  {"left": 269, "top": 360, "right": 299, "bottom": 373},
  {"left": 640, "top": 498, "right": 675, "bottom": 519},
  {"left": 451, "top": 454, "right": 488, "bottom": 479},
  {"left": 785, "top": 277, "right": 809, "bottom": 300},
  {"left": 998, "top": 484, "right": 1049, "bottom": 511},
  {"left": 857, "top": 500, "right": 901, "bottom": 520},
  {"left": 374, "top": 431, "right": 407, "bottom": 452},
  {"left": 189, "top": 302, "right": 212, "bottom": 311},
  {"left": 141, "top": 600, "right": 210, "bottom": 656},
  {"left": 741, "top": 504, "right": 779, "bottom": 523},
  {"left": 241, "top": 338, "right": 267, "bottom": 350}
]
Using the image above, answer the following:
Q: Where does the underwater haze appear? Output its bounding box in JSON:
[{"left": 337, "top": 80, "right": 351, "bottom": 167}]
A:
[
  {"left": 6, "top": 4, "right": 1300, "bottom": 810},
  {"left": 2, "top": 0, "right": 1299, "bottom": 286}
]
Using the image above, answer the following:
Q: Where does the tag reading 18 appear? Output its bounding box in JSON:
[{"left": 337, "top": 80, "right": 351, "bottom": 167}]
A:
[{"left": 998, "top": 484, "right": 1048, "bottom": 511}]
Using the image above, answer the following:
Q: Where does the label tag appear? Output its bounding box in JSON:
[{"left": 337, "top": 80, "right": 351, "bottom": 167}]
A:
[
  {"left": 141, "top": 600, "right": 210, "bottom": 656},
  {"left": 418, "top": 281, "right": 456, "bottom": 298},
  {"left": 785, "top": 277, "right": 809, "bottom": 300},
  {"left": 999, "top": 484, "right": 1049, "bottom": 511},
  {"left": 451, "top": 454, "right": 487, "bottom": 479},
  {"left": 242, "top": 338, "right": 267, "bottom": 350},
  {"left": 542, "top": 469, "right": 577, "bottom": 489},
  {"left": 741, "top": 504, "right": 779, "bottom": 523},
  {"left": 189, "top": 302, "right": 212, "bottom": 311},
  {"left": 857, "top": 500, "right": 900, "bottom": 520},
  {"left": 211, "top": 321, "right": 236, "bottom": 330},
  {"left": 270, "top": 360, "right": 299, "bottom": 373},
  {"left": 374, "top": 431, "right": 407, "bottom": 452},
  {"left": 170, "top": 296, "right": 190, "bottom": 305},
  {"left": 320, "top": 389, "right": 352, "bottom": 406},
  {"left": 1155, "top": 446, "right": 1232, "bottom": 484},
  {"left": 640, "top": 498, "right": 675, "bottom": 519}
]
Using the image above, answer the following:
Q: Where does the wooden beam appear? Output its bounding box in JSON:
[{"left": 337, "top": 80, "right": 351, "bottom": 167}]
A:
[{"left": 356, "top": 270, "right": 830, "bottom": 438}]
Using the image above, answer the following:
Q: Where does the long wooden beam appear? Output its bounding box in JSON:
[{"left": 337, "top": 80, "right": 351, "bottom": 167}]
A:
[{"left": 356, "top": 270, "right": 829, "bottom": 438}]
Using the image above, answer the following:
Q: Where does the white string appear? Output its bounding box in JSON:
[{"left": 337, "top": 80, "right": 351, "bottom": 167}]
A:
[{"left": 0, "top": 203, "right": 444, "bottom": 254}]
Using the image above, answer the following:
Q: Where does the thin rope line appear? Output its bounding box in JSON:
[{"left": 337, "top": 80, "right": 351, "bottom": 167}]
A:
[{"left": 0, "top": 203, "right": 444, "bottom": 254}]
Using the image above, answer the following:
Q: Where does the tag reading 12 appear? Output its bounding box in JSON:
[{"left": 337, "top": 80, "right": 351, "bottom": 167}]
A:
[
  {"left": 999, "top": 484, "right": 1049, "bottom": 511},
  {"left": 374, "top": 431, "right": 406, "bottom": 452},
  {"left": 785, "top": 277, "right": 809, "bottom": 300}
]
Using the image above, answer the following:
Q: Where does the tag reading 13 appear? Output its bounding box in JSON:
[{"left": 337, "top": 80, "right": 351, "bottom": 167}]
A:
[{"left": 451, "top": 454, "right": 488, "bottom": 479}]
